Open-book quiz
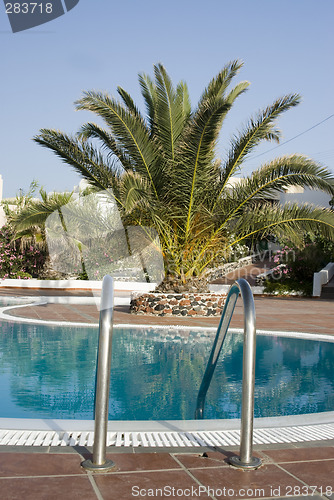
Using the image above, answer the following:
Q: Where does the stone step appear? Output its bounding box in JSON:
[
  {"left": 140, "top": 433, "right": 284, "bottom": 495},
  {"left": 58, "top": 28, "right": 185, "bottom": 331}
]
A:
[{"left": 320, "top": 288, "right": 334, "bottom": 299}]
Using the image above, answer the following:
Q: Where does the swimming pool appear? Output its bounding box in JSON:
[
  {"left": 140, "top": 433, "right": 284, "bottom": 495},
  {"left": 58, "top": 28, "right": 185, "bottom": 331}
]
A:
[{"left": 0, "top": 320, "right": 333, "bottom": 420}]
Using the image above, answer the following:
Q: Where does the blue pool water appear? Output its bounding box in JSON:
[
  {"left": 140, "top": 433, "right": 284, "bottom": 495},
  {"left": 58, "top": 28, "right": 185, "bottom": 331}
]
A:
[{"left": 0, "top": 320, "right": 333, "bottom": 420}]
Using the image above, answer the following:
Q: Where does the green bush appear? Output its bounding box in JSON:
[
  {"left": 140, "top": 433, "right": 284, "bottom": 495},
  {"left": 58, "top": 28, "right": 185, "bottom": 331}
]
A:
[
  {"left": 0, "top": 225, "right": 46, "bottom": 279},
  {"left": 264, "top": 242, "right": 332, "bottom": 296},
  {"left": 264, "top": 278, "right": 312, "bottom": 296}
]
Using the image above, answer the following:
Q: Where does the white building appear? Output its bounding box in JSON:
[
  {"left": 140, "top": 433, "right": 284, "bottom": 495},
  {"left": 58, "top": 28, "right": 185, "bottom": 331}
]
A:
[
  {"left": 227, "top": 177, "right": 332, "bottom": 209},
  {"left": 279, "top": 185, "right": 331, "bottom": 208},
  {"left": 0, "top": 175, "right": 6, "bottom": 227}
]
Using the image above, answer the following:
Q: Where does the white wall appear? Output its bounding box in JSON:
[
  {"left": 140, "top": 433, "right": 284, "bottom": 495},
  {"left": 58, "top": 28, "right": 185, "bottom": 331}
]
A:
[
  {"left": 279, "top": 187, "right": 331, "bottom": 209},
  {"left": 0, "top": 175, "right": 6, "bottom": 227},
  {"left": 228, "top": 178, "right": 332, "bottom": 208}
]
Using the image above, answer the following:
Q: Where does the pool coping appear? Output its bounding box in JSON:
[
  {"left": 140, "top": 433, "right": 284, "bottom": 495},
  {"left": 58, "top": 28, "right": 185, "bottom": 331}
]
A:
[
  {"left": 1, "top": 411, "right": 334, "bottom": 431},
  {"left": 1, "top": 295, "right": 334, "bottom": 341},
  {"left": 0, "top": 296, "right": 127, "bottom": 327},
  {"left": 1, "top": 412, "right": 334, "bottom": 448},
  {"left": 2, "top": 300, "right": 334, "bottom": 343}
]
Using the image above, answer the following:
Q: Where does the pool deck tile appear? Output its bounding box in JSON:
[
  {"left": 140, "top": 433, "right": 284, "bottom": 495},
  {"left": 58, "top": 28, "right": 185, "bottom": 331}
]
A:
[
  {"left": 0, "top": 446, "right": 332, "bottom": 500},
  {"left": 280, "top": 460, "right": 334, "bottom": 494},
  {"left": 96, "top": 452, "right": 183, "bottom": 472},
  {"left": 190, "top": 463, "right": 304, "bottom": 498},
  {"left": 0, "top": 452, "right": 86, "bottom": 477},
  {"left": 2, "top": 294, "right": 334, "bottom": 335},
  {"left": 262, "top": 446, "right": 334, "bottom": 463},
  {"left": 93, "top": 468, "right": 200, "bottom": 500},
  {"left": 0, "top": 476, "right": 96, "bottom": 500}
]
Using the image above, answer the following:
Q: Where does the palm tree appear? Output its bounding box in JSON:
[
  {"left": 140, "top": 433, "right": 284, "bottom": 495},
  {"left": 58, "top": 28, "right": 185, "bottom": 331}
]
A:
[
  {"left": 7, "top": 187, "right": 74, "bottom": 241},
  {"left": 8, "top": 186, "right": 160, "bottom": 281},
  {"left": 7, "top": 188, "right": 78, "bottom": 277},
  {"left": 33, "top": 60, "right": 334, "bottom": 288}
]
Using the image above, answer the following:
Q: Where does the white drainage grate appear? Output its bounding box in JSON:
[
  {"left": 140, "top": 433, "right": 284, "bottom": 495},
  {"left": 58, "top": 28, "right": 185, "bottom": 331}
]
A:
[{"left": 1, "top": 423, "right": 334, "bottom": 447}]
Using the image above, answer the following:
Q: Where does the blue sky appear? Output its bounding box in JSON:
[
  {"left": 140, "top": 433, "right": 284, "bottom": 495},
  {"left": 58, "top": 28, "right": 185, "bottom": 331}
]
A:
[{"left": 1, "top": 0, "right": 333, "bottom": 198}]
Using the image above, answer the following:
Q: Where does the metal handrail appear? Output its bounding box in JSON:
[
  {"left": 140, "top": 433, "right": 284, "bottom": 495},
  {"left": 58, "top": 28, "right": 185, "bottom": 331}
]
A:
[
  {"left": 195, "top": 278, "right": 261, "bottom": 469},
  {"left": 82, "top": 275, "right": 116, "bottom": 472}
]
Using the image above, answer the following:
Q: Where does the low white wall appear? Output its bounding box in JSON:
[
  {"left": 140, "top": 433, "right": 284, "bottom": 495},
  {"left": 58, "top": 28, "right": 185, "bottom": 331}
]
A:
[
  {"left": 207, "top": 251, "right": 268, "bottom": 281},
  {"left": 0, "top": 278, "right": 157, "bottom": 292},
  {"left": 209, "top": 283, "right": 265, "bottom": 295},
  {"left": 0, "top": 206, "right": 6, "bottom": 228},
  {"left": 313, "top": 263, "right": 334, "bottom": 296}
]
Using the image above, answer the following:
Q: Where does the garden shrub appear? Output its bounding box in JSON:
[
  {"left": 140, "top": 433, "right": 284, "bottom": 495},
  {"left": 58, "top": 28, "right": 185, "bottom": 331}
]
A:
[
  {"left": 264, "top": 242, "right": 333, "bottom": 296},
  {"left": 0, "top": 226, "right": 46, "bottom": 279}
]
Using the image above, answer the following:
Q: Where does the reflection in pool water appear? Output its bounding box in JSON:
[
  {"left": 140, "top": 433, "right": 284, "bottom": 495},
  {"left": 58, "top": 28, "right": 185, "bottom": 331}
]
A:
[{"left": 0, "top": 321, "right": 333, "bottom": 420}]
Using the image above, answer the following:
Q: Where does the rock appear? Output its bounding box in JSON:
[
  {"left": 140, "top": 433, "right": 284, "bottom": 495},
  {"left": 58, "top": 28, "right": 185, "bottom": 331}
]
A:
[{"left": 130, "top": 291, "right": 226, "bottom": 317}]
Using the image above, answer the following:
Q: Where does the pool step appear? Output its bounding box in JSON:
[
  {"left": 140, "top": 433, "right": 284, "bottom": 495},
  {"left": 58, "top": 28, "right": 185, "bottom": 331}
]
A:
[{"left": 1, "top": 423, "right": 334, "bottom": 447}]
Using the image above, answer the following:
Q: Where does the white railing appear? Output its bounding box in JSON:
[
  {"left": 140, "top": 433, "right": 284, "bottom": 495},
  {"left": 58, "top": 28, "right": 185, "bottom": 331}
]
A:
[
  {"left": 195, "top": 278, "right": 261, "bottom": 470},
  {"left": 313, "top": 263, "right": 334, "bottom": 297},
  {"left": 81, "top": 275, "right": 117, "bottom": 472}
]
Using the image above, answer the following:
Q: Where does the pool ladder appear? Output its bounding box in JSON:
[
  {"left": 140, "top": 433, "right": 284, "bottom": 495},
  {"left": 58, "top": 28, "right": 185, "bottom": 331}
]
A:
[
  {"left": 82, "top": 276, "right": 261, "bottom": 471},
  {"left": 195, "top": 278, "right": 261, "bottom": 469},
  {"left": 82, "top": 275, "right": 117, "bottom": 472}
]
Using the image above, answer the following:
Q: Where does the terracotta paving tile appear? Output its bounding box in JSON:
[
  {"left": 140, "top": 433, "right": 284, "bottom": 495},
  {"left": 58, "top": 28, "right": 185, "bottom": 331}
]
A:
[
  {"left": 281, "top": 460, "right": 334, "bottom": 492},
  {"left": 94, "top": 469, "right": 199, "bottom": 500},
  {"left": 287, "top": 496, "right": 329, "bottom": 500},
  {"left": 0, "top": 450, "right": 332, "bottom": 499},
  {"left": 174, "top": 451, "right": 232, "bottom": 469},
  {"left": 95, "top": 452, "right": 182, "bottom": 472},
  {"left": 190, "top": 463, "right": 304, "bottom": 499},
  {"left": 0, "top": 476, "right": 94, "bottom": 500},
  {"left": 4, "top": 295, "right": 334, "bottom": 334},
  {"left": 175, "top": 450, "right": 267, "bottom": 470},
  {"left": 263, "top": 446, "right": 334, "bottom": 463},
  {"left": 0, "top": 453, "right": 85, "bottom": 477}
]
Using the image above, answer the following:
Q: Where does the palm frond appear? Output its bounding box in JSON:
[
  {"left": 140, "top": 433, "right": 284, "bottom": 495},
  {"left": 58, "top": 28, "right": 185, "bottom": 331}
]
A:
[
  {"left": 138, "top": 72, "right": 157, "bottom": 133},
  {"left": 117, "top": 86, "right": 141, "bottom": 116},
  {"left": 176, "top": 80, "right": 191, "bottom": 121},
  {"left": 171, "top": 63, "right": 250, "bottom": 235},
  {"left": 199, "top": 60, "right": 243, "bottom": 103},
  {"left": 173, "top": 99, "right": 231, "bottom": 236},
  {"left": 119, "top": 171, "right": 153, "bottom": 215},
  {"left": 34, "top": 129, "right": 117, "bottom": 192},
  {"left": 77, "top": 92, "right": 159, "bottom": 192},
  {"left": 219, "top": 93, "right": 301, "bottom": 193},
  {"left": 220, "top": 155, "right": 334, "bottom": 225},
  {"left": 249, "top": 155, "right": 334, "bottom": 196},
  {"left": 75, "top": 91, "right": 161, "bottom": 197},
  {"left": 153, "top": 63, "right": 191, "bottom": 161},
  {"left": 228, "top": 202, "right": 334, "bottom": 248},
  {"left": 225, "top": 80, "right": 250, "bottom": 106},
  {"left": 192, "top": 202, "right": 334, "bottom": 274},
  {"left": 8, "top": 191, "right": 74, "bottom": 233},
  {"left": 78, "top": 122, "right": 132, "bottom": 171}
]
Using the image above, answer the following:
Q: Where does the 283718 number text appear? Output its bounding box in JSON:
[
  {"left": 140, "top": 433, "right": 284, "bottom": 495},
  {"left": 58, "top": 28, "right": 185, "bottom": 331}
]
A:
[{"left": 5, "top": 3, "right": 53, "bottom": 14}]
